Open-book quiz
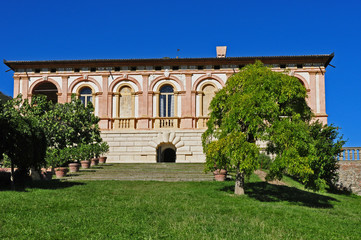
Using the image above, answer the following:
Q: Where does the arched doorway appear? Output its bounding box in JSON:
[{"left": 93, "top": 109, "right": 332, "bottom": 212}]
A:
[
  {"left": 157, "top": 143, "right": 176, "bottom": 163},
  {"left": 32, "top": 82, "right": 58, "bottom": 103}
]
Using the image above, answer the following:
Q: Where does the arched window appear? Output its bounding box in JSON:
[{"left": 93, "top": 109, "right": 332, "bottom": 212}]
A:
[
  {"left": 159, "top": 85, "right": 174, "bottom": 117},
  {"left": 118, "top": 86, "right": 133, "bottom": 117},
  {"left": 79, "top": 87, "right": 93, "bottom": 106},
  {"left": 201, "top": 84, "right": 216, "bottom": 116}
]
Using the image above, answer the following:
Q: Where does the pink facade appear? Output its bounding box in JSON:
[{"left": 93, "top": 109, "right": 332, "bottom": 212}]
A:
[{"left": 5, "top": 49, "right": 334, "bottom": 163}]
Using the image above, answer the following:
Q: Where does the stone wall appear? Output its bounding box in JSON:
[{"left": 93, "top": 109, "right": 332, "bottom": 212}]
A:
[
  {"left": 337, "top": 161, "right": 361, "bottom": 195},
  {"left": 101, "top": 129, "right": 206, "bottom": 163}
]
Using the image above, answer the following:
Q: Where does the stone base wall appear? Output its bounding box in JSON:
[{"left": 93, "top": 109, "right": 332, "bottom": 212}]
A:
[
  {"left": 337, "top": 161, "right": 361, "bottom": 195},
  {"left": 101, "top": 129, "right": 206, "bottom": 163}
]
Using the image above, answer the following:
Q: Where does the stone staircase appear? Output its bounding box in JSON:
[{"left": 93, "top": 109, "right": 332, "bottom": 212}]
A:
[{"left": 64, "top": 163, "right": 214, "bottom": 182}]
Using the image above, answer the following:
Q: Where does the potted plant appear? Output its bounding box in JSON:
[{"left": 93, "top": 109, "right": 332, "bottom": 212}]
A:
[
  {"left": 90, "top": 144, "right": 100, "bottom": 167},
  {"left": 68, "top": 146, "right": 81, "bottom": 173},
  {"left": 45, "top": 148, "right": 69, "bottom": 178},
  {"left": 79, "top": 144, "right": 92, "bottom": 169},
  {"left": 99, "top": 142, "right": 109, "bottom": 164},
  {"left": 213, "top": 168, "right": 227, "bottom": 181}
]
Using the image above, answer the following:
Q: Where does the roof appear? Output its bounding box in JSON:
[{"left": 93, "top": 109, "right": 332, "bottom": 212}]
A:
[{"left": 3, "top": 54, "right": 334, "bottom": 70}]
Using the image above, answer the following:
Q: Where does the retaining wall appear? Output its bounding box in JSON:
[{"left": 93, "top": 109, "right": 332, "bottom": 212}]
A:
[{"left": 337, "top": 161, "right": 361, "bottom": 195}]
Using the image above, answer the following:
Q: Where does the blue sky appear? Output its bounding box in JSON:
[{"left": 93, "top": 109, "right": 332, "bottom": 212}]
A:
[{"left": 0, "top": 0, "right": 360, "bottom": 146}]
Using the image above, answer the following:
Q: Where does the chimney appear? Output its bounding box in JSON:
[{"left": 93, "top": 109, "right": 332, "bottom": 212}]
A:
[{"left": 216, "top": 46, "right": 227, "bottom": 58}]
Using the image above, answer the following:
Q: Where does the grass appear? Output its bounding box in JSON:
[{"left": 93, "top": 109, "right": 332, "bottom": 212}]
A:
[{"left": 0, "top": 168, "right": 360, "bottom": 239}]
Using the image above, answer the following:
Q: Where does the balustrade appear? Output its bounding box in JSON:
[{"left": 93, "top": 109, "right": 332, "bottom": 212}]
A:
[
  {"left": 338, "top": 147, "right": 361, "bottom": 161},
  {"left": 153, "top": 117, "right": 179, "bottom": 128},
  {"left": 112, "top": 118, "right": 135, "bottom": 129},
  {"left": 197, "top": 117, "right": 209, "bottom": 128}
]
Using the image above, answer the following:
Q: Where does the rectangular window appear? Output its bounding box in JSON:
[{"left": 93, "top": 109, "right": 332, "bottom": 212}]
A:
[
  {"left": 80, "top": 96, "right": 86, "bottom": 105},
  {"left": 169, "top": 95, "right": 174, "bottom": 117},
  {"left": 160, "top": 95, "right": 166, "bottom": 117}
]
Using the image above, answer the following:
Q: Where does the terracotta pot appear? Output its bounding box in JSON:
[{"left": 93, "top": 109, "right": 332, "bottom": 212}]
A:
[
  {"left": 99, "top": 156, "right": 107, "bottom": 164},
  {"left": 91, "top": 158, "right": 99, "bottom": 166},
  {"left": 213, "top": 169, "right": 227, "bottom": 181},
  {"left": 55, "top": 167, "right": 68, "bottom": 178},
  {"left": 81, "top": 160, "right": 90, "bottom": 169},
  {"left": 68, "top": 163, "right": 80, "bottom": 172}
]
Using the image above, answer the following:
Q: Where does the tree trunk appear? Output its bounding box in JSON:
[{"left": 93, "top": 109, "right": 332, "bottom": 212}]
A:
[
  {"left": 234, "top": 170, "right": 245, "bottom": 195},
  {"left": 10, "top": 161, "right": 15, "bottom": 190}
]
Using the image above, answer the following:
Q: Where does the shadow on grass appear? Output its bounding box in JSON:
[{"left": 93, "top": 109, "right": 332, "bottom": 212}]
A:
[
  {"left": 221, "top": 182, "right": 338, "bottom": 208},
  {"left": 0, "top": 180, "right": 85, "bottom": 192}
]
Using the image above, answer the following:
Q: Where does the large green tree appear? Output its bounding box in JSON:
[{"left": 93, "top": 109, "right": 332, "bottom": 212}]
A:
[{"left": 202, "top": 61, "right": 344, "bottom": 195}]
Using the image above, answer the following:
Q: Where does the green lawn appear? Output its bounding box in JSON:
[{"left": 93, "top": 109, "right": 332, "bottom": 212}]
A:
[{"left": 0, "top": 174, "right": 360, "bottom": 239}]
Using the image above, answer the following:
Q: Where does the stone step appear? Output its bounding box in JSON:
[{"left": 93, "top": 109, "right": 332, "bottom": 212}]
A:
[{"left": 64, "top": 163, "right": 215, "bottom": 181}]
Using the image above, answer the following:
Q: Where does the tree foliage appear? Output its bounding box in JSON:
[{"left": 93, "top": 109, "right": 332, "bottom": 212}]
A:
[
  {"left": 202, "top": 61, "right": 344, "bottom": 194},
  {"left": 0, "top": 94, "right": 106, "bottom": 182}
]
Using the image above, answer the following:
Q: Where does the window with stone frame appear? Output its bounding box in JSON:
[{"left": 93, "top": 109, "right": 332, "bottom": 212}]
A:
[
  {"left": 79, "top": 87, "right": 93, "bottom": 106},
  {"left": 159, "top": 85, "right": 174, "bottom": 117}
]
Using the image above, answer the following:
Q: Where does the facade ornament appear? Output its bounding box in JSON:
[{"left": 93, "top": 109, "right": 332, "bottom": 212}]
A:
[
  {"left": 207, "top": 72, "right": 212, "bottom": 77},
  {"left": 290, "top": 70, "right": 295, "bottom": 76},
  {"left": 43, "top": 76, "right": 48, "bottom": 81},
  {"left": 123, "top": 74, "right": 128, "bottom": 79},
  {"left": 83, "top": 74, "right": 88, "bottom": 80},
  {"left": 164, "top": 69, "right": 170, "bottom": 78}
]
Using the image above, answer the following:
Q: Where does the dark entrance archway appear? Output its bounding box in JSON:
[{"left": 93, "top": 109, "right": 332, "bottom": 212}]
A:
[
  {"left": 32, "top": 82, "right": 58, "bottom": 103},
  {"left": 157, "top": 143, "right": 176, "bottom": 163}
]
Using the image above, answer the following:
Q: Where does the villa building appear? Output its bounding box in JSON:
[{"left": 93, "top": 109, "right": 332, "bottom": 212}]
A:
[{"left": 4, "top": 47, "right": 334, "bottom": 163}]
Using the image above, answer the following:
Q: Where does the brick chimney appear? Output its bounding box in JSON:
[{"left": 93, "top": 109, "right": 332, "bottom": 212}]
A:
[{"left": 216, "top": 46, "right": 227, "bottom": 58}]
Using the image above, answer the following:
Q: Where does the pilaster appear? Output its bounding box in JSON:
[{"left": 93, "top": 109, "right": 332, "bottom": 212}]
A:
[
  {"left": 309, "top": 72, "right": 317, "bottom": 114},
  {"left": 21, "top": 76, "right": 29, "bottom": 100},
  {"left": 61, "top": 76, "right": 68, "bottom": 103},
  {"left": 13, "top": 76, "right": 20, "bottom": 98}
]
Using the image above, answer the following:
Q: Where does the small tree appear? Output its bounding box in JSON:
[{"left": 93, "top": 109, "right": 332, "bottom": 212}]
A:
[
  {"left": 0, "top": 96, "right": 47, "bottom": 187},
  {"left": 202, "top": 61, "right": 344, "bottom": 195},
  {"left": 0, "top": 94, "right": 105, "bottom": 184}
]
